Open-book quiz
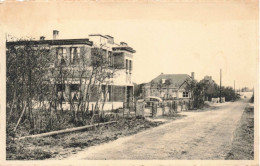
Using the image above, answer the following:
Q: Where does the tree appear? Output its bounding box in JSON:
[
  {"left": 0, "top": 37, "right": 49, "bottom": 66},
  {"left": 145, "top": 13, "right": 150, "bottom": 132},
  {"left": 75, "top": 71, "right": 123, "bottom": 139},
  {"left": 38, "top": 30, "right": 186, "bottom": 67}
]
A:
[
  {"left": 165, "top": 79, "right": 172, "bottom": 99},
  {"left": 157, "top": 80, "right": 164, "bottom": 99},
  {"left": 221, "top": 86, "right": 237, "bottom": 101},
  {"left": 56, "top": 45, "right": 119, "bottom": 124},
  {"left": 185, "top": 79, "right": 205, "bottom": 109},
  {"left": 187, "top": 78, "right": 239, "bottom": 105},
  {"left": 6, "top": 38, "right": 52, "bottom": 134},
  {"left": 6, "top": 37, "right": 120, "bottom": 136},
  {"left": 150, "top": 80, "right": 155, "bottom": 96},
  {"left": 134, "top": 83, "right": 145, "bottom": 99}
]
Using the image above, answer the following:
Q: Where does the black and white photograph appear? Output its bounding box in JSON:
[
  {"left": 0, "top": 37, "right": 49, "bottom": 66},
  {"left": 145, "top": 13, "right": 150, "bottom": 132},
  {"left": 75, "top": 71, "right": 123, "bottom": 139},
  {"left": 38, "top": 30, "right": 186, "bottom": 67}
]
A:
[{"left": 0, "top": 0, "right": 258, "bottom": 165}]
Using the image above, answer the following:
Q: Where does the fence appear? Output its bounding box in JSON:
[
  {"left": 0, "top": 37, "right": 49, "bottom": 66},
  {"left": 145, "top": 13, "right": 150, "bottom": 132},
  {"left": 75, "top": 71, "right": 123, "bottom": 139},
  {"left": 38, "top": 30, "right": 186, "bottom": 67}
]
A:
[
  {"left": 75, "top": 98, "right": 194, "bottom": 121},
  {"left": 119, "top": 99, "right": 194, "bottom": 118}
]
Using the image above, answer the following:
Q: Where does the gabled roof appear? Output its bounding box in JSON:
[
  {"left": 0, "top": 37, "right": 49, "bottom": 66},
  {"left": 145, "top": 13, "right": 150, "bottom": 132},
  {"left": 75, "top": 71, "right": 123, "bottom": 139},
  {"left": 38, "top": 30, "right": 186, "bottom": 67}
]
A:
[{"left": 147, "top": 74, "right": 192, "bottom": 89}]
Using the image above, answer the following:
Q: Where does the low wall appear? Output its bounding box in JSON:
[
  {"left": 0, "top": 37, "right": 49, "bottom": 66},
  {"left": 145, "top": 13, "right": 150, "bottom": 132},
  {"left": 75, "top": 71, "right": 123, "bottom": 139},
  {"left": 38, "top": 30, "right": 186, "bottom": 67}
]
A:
[{"left": 211, "top": 97, "right": 225, "bottom": 103}]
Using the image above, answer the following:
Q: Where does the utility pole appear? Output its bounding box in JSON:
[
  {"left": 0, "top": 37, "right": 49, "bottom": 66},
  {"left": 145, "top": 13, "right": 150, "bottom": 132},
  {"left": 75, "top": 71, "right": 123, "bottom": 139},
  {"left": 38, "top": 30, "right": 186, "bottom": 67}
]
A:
[{"left": 220, "top": 69, "right": 222, "bottom": 103}]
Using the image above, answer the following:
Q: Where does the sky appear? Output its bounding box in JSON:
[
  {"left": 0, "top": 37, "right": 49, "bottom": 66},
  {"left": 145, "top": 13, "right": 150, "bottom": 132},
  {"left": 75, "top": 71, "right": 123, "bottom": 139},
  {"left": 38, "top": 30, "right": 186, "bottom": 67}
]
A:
[{"left": 0, "top": 1, "right": 258, "bottom": 89}]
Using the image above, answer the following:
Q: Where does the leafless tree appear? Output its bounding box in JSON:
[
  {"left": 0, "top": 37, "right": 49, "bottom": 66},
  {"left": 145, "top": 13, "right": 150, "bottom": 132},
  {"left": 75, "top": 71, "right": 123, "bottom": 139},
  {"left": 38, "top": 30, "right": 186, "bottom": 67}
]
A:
[
  {"left": 7, "top": 37, "right": 52, "bottom": 135},
  {"left": 7, "top": 37, "right": 120, "bottom": 136}
]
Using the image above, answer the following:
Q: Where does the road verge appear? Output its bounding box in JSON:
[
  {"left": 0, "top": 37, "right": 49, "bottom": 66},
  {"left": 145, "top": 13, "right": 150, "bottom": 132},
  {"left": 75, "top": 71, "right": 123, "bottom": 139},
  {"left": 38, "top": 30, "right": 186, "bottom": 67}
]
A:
[{"left": 225, "top": 103, "right": 254, "bottom": 160}]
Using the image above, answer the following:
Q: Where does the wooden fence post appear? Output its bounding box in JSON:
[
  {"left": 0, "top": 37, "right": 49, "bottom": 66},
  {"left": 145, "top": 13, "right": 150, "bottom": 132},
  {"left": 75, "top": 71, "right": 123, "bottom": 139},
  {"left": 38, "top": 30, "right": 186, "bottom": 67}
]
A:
[
  {"left": 173, "top": 101, "right": 175, "bottom": 112},
  {"left": 151, "top": 102, "right": 154, "bottom": 117},
  {"left": 123, "top": 102, "right": 125, "bottom": 117},
  {"left": 177, "top": 101, "right": 179, "bottom": 112},
  {"left": 169, "top": 101, "right": 172, "bottom": 115},
  {"left": 134, "top": 102, "right": 137, "bottom": 117},
  {"left": 162, "top": 102, "right": 165, "bottom": 116}
]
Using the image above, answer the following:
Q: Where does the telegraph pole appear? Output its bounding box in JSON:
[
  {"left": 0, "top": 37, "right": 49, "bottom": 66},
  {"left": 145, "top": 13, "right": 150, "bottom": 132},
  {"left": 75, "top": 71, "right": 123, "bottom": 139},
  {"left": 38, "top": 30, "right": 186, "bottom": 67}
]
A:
[{"left": 220, "top": 69, "right": 222, "bottom": 103}]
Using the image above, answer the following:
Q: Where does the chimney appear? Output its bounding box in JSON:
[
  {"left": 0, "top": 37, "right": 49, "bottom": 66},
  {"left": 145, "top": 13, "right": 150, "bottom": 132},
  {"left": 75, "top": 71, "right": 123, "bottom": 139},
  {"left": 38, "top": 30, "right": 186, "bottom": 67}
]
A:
[
  {"left": 191, "top": 72, "right": 195, "bottom": 80},
  {"left": 40, "top": 36, "right": 45, "bottom": 40},
  {"left": 53, "top": 30, "right": 59, "bottom": 40},
  {"left": 106, "top": 35, "right": 114, "bottom": 44},
  {"left": 120, "top": 42, "right": 128, "bottom": 46}
]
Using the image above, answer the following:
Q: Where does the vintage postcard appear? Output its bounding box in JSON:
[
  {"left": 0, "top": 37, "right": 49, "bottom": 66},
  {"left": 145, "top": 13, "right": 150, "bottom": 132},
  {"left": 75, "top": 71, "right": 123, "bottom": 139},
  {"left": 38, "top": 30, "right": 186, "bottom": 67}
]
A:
[{"left": 0, "top": 0, "right": 258, "bottom": 165}]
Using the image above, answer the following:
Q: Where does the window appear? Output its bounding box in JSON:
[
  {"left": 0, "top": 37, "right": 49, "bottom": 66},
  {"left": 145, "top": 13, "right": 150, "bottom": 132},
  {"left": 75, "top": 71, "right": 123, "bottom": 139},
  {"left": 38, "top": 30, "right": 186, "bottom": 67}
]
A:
[
  {"left": 161, "top": 79, "right": 165, "bottom": 84},
  {"left": 57, "top": 84, "right": 65, "bottom": 102},
  {"left": 108, "top": 51, "right": 113, "bottom": 66},
  {"left": 70, "top": 48, "right": 75, "bottom": 63},
  {"left": 183, "top": 92, "right": 189, "bottom": 98},
  {"left": 126, "top": 59, "right": 128, "bottom": 72},
  {"left": 57, "top": 48, "right": 67, "bottom": 66},
  {"left": 172, "top": 92, "right": 177, "bottom": 97},
  {"left": 70, "top": 84, "right": 79, "bottom": 91},
  {"left": 101, "top": 85, "right": 106, "bottom": 101},
  {"left": 63, "top": 48, "right": 67, "bottom": 58},
  {"left": 70, "top": 47, "right": 80, "bottom": 64},
  {"left": 107, "top": 85, "right": 112, "bottom": 101},
  {"left": 76, "top": 48, "right": 80, "bottom": 59},
  {"left": 57, "top": 84, "right": 65, "bottom": 92},
  {"left": 129, "top": 60, "right": 132, "bottom": 71},
  {"left": 70, "top": 84, "right": 80, "bottom": 101}
]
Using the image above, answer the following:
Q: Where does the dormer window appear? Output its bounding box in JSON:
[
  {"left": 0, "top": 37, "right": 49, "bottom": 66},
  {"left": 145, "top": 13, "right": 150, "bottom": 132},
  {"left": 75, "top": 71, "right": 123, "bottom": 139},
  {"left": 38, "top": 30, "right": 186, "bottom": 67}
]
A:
[{"left": 161, "top": 79, "right": 166, "bottom": 84}]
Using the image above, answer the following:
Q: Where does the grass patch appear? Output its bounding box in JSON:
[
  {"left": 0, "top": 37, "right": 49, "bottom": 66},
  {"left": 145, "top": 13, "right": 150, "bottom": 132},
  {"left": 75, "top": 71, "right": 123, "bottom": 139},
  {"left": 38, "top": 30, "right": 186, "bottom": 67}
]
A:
[
  {"left": 225, "top": 104, "right": 254, "bottom": 160},
  {"left": 153, "top": 113, "right": 187, "bottom": 120},
  {"left": 6, "top": 117, "right": 163, "bottom": 160},
  {"left": 184, "top": 102, "right": 218, "bottom": 112}
]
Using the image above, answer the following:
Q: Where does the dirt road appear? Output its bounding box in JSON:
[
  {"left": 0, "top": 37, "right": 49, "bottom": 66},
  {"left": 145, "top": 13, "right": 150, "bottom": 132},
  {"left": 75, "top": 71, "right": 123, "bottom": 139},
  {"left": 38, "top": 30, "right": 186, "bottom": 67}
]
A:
[{"left": 67, "top": 101, "right": 247, "bottom": 160}]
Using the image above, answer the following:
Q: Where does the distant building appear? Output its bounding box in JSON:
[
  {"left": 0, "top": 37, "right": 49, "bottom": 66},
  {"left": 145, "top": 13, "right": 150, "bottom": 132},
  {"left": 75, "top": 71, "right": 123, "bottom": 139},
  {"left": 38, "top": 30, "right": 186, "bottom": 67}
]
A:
[
  {"left": 201, "top": 75, "right": 214, "bottom": 84},
  {"left": 6, "top": 30, "right": 136, "bottom": 110},
  {"left": 142, "top": 72, "right": 195, "bottom": 100}
]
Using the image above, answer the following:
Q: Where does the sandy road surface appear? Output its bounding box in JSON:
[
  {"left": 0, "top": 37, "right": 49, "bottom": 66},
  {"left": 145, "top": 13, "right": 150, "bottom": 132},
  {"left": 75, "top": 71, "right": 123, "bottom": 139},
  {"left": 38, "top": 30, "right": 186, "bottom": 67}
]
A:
[{"left": 67, "top": 101, "right": 247, "bottom": 160}]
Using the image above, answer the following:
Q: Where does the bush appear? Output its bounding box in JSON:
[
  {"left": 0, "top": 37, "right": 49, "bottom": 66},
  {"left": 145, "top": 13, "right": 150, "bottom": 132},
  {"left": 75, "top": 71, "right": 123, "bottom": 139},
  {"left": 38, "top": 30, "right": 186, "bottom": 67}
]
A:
[
  {"left": 6, "top": 140, "right": 52, "bottom": 160},
  {"left": 250, "top": 94, "right": 254, "bottom": 103}
]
